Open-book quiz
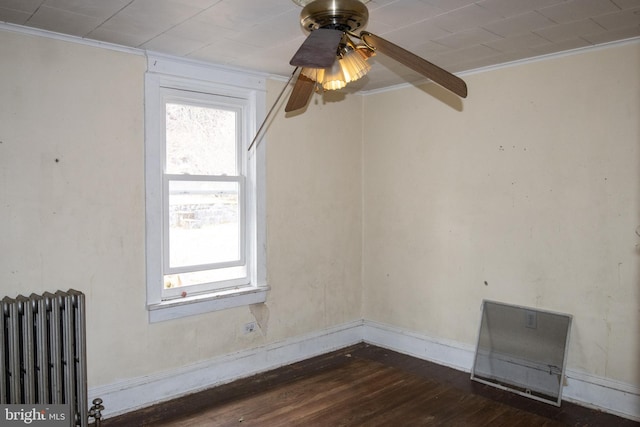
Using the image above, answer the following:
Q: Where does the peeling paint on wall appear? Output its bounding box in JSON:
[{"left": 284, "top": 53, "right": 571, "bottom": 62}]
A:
[{"left": 250, "top": 303, "right": 270, "bottom": 336}]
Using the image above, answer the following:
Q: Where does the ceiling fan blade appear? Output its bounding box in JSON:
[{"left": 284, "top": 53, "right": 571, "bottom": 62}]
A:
[
  {"left": 285, "top": 72, "right": 316, "bottom": 112},
  {"left": 361, "top": 32, "right": 467, "bottom": 98},
  {"left": 290, "top": 28, "right": 343, "bottom": 68}
]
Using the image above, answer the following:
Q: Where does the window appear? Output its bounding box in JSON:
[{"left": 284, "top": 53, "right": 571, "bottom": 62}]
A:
[{"left": 145, "top": 56, "right": 267, "bottom": 322}]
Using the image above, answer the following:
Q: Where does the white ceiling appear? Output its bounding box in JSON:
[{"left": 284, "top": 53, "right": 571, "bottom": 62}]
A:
[{"left": 1, "top": 0, "right": 639, "bottom": 91}]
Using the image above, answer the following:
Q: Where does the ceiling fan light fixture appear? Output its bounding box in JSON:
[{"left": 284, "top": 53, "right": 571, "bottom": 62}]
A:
[
  {"left": 339, "top": 44, "right": 371, "bottom": 83},
  {"left": 320, "top": 59, "right": 348, "bottom": 90},
  {"left": 299, "top": 38, "right": 372, "bottom": 91},
  {"left": 299, "top": 55, "right": 369, "bottom": 91}
]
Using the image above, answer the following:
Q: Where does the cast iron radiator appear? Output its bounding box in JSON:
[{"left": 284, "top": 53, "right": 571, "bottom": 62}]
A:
[{"left": 1, "top": 289, "right": 103, "bottom": 426}]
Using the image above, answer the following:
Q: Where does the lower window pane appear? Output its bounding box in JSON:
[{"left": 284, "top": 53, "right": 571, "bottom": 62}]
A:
[{"left": 168, "top": 180, "right": 240, "bottom": 269}]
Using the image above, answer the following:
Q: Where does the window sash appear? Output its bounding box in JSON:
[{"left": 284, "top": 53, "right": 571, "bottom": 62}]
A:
[
  {"left": 162, "top": 92, "right": 244, "bottom": 177},
  {"left": 162, "top": 174, "right": 247, "bottom": 275},
  {"left": 162, "top": 267, "right": 250, "bottom": 300}
]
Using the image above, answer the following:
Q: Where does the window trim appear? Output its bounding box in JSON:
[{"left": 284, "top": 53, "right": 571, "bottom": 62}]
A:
[{"left": 144, "top": 54, "right": 268, "bottom": 322}]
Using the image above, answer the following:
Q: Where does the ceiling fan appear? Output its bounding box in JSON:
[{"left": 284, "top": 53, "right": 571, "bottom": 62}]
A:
[
  {"left": 286, "top": 0, "right": 468, "bottom": 111},
  {"left": 249, "top": 0, "right": 468, "bottom": 149}
]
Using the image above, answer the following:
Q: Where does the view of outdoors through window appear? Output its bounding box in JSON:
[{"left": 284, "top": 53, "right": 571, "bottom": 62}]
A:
[
  {"left": 165, "top": 103, "right": 237, "bottom": 176},
  {"left": 164, "top": 102, "right": 241, "bottom": 289}
]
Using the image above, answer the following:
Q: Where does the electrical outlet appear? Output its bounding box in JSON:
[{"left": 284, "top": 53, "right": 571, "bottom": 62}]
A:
[
  {"left": 244, "top": 322, "right": 256, "bottom": 334},
  {"left": 525, "top": 310, "right": 537, "bottom": 329}
]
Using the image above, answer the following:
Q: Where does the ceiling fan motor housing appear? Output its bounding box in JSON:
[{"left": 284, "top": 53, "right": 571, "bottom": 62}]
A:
[{"left": 300, "top": 0, "right": 369, "bottom": 33}]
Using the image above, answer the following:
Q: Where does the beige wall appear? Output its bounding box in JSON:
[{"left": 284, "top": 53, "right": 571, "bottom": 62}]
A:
[
  {"left": 363, "top": 41, "right": 640, "bottom": 387},
  {"left": 266, "top": 84, "right": 363, "bottom": 337},
  {"left": 0, "top": 29, "right": 362, "bottom": 388}
]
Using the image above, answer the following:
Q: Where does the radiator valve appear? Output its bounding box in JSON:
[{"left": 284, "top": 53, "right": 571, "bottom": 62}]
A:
[{"left": 89, "top": 398, "right": 104, "bottom": 427}]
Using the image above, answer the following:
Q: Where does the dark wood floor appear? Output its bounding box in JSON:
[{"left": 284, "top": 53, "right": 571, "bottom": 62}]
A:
[{"left": 103, "top": 343, "right": 639, "bottom": 426}]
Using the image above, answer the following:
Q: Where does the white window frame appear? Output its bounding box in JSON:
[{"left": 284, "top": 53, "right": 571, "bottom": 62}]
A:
[
  {"left": 161, "top": 91, "right": 248, "bottom": 297},
  {"left": 145, "top": 55, "right": 268, "bottom": 322}
]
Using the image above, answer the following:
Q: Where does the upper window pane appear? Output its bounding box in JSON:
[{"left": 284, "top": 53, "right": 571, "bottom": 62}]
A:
[{"left": 165, "top": 102, "right": 237, "bottom": 176}]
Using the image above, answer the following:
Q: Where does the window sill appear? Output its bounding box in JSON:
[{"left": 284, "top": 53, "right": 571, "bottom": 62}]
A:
[{"left": 147, "top": 285, "right": 269, "bottom": 323}]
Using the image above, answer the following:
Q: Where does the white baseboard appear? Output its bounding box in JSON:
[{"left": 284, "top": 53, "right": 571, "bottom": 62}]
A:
[
  {"left": 90, "top": 319, "right": 640, "bottom": 422},
  {"left": 363, "top": 320, "right": 477, "bottom": 372},
  {"left": 362, "top": 319, "right": 640, "bottom": 422},
  {"left": 562, "top": 370, "right": 640, "bottom": 421},
  {"left": 89, "top": 320, "right": 363, "bottom": 418}
]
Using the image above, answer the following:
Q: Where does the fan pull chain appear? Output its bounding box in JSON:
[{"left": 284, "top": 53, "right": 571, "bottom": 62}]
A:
[{"left": 248, "top": 67, "right": 299, "bottom": 152}]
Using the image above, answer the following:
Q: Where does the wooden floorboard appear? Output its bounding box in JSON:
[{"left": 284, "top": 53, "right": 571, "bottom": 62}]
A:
[{"left": 102, "top": 343, "right": 639, "bottom": 426}]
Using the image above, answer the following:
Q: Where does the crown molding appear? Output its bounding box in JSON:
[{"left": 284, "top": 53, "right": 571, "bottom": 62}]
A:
[
  {"left": 0, "top": 21, "right": 268, "bottom": 83},
  {"left": 0, "top": 21, "right": 144, "bottom": 56}
]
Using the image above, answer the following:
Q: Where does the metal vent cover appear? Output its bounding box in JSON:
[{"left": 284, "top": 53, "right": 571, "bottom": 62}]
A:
[{"left": 471, "top": 300, "right": 572, "bottom": 406}]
